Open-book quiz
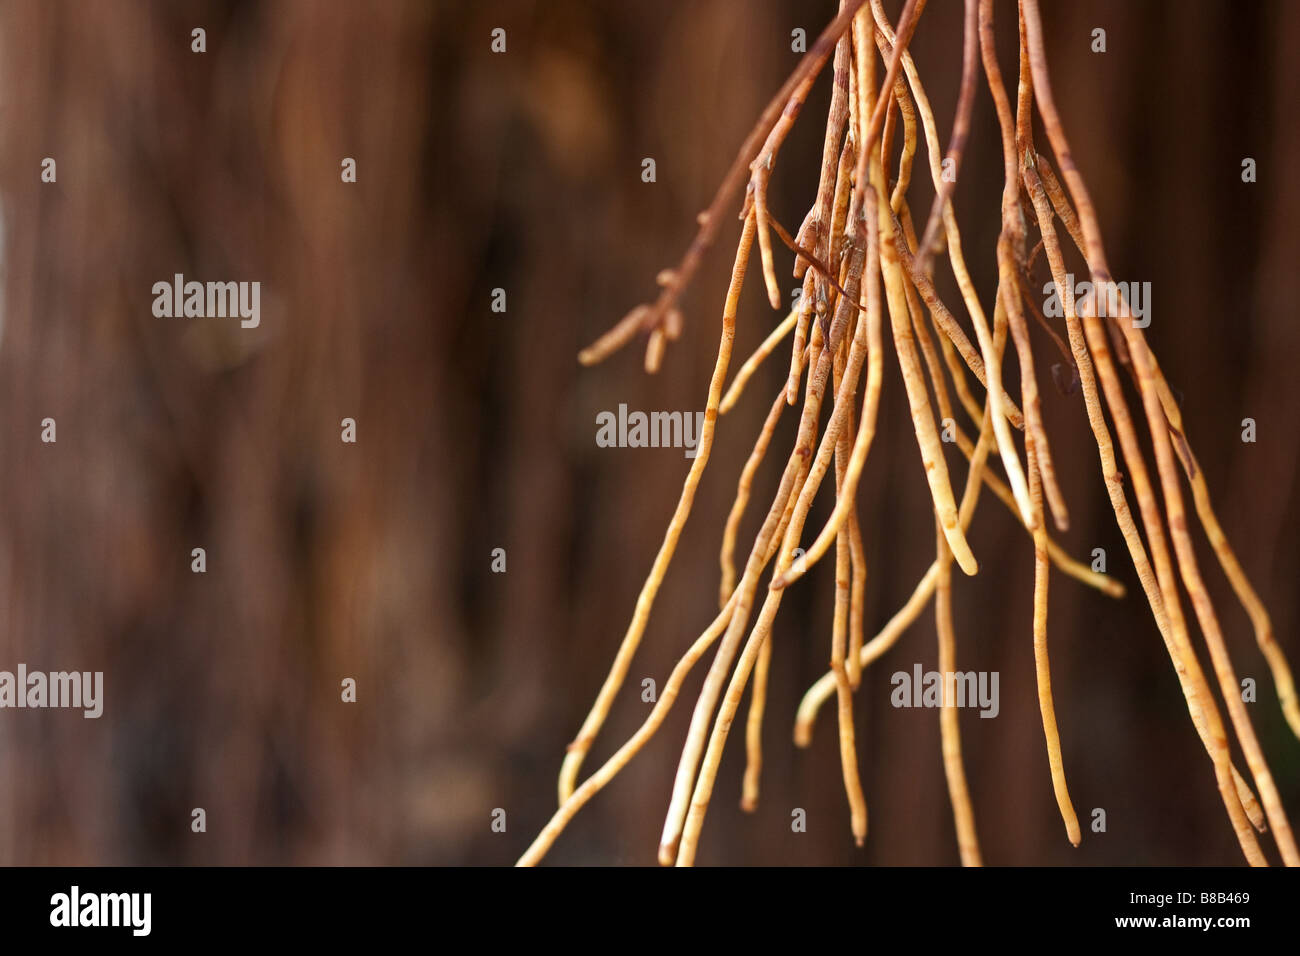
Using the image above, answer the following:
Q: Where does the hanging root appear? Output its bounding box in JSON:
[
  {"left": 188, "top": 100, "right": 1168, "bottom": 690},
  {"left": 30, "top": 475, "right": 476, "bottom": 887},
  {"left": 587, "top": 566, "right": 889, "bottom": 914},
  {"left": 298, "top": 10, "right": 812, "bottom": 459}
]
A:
[{"left": 523, "top": 0, "right": 1299, "bottom": 868}]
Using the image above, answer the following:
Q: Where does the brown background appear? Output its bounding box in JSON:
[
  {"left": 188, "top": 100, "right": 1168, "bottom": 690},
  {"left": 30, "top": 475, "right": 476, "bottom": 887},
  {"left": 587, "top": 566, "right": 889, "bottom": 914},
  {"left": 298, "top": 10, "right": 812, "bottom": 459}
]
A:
[{"left": 0, "top": 0, "right": 1296, "bottom": 865}]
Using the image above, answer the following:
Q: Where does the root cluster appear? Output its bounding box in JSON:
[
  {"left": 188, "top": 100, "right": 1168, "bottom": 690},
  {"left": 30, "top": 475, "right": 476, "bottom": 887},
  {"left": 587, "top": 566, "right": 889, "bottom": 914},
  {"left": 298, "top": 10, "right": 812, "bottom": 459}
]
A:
[{"left": 520, "top": 0, "right": 1300, "bottom": 867}]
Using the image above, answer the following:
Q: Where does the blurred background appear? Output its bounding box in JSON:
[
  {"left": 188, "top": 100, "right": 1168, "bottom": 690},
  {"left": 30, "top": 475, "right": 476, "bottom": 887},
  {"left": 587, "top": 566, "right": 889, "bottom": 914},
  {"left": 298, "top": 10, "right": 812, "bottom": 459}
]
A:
[{"left": 0, "top": 0, "right": 1296, "bottom": 865}]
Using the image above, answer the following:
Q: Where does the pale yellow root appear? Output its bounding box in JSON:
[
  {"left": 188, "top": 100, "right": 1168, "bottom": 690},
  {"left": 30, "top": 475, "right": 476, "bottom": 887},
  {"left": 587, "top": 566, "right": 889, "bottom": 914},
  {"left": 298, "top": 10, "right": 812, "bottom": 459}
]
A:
[
  {"left": 770, "top": 187, "right": 884, "bottom": 594},
  {"left": 872, "top": 2, "right": 1034, "bottom": 531},
  {"left": 831, "top": 499, "right": 868, "bottom": 845},
  {"left": 750, "top": 65, "right": 824, "bottom": 312},
  {"left": 1103, "top": 304, "right": 1297, "bottom": 865},
  {"left": 796, "top": 562, "right": 935, "bottom": 747},
  {"left": 826, "top": 120, "right": 859, "bottom": 298},
  {"left": 1075, "top": 280, "right": 1264, "bottom": 866},
  {"left": 644, "top": 328, "right": 666, "bottom": 374},
  {"left": 740, "top": 631, "right": 772, "bottom": 812},
  {"left": 679, "top": 352, "right": 866, "bottom": 864},
  {"left": 1038, "top": 148, "right": 1300, "bottom": 745},
  {"left": 792, "top": 405, "right": 1121, "bottom": 744},
  {"left": 933, "top": 299, "right": 988, "bottom": 431},
  {"left": 1027, "top": 438, "right": 1081, "bottom": 845},
  {"left": 721, "top": 309, "right": 798, "bottom": 414},
  {"left": 1233, "top": 764, "right": 1268, "bottom": 833},
  {"left": 872, "top": 152, "right": 978, "bottom": 574},
  {"left": 803, "top": 29, "right": 855, "bottom": 319},
  {"left": 518, "top": 592, "right": 739, "bottom": 866},
  {"left": 995, "top": 14, "right": 1077, "bottom": 840},
  {"left": 558, "top": 211, "right": 758, "bottom": 804},
  {"left": 1183, "top": 458, "right": 1300, "bottom": 742},
  {"left": 677, "top": 560, "right": 789, "bottom": 866},
  {"left": 753, "top": 180, "right": 784, "bottom": 311},
  {"left": 902, "top": 233, "right": 991, "bottom": 874},
  {"left": 891, "top": 206, "right": 1026, "bottom": 430},
  {"left": 935, "top": 519, "right": 982, "bottom": 865},
  {"left": 887, "top": 66, "right": 917, "bottom": 209},
  {"left": 1022, "top": 170, "right": 1264, "bottom": 864},
  {"left": 658, "top": 309, "right": 843, "bottom": 864},
  {"left": 1112, "top": 305, "right": 1299, "bottom": 864},
  {"left": 979, "top": 0, "right": 1064, "bottom": 533},
  {"left": 1001, "top": 264, "right": 1068, "bottom": 530},
  {"left": 720, "top": 386, "right": 790, "bottom": 607},
  {"left": 883, "top": 84, "right": 1024, "bottom": 434},
  {"left": 788, "top": 272, "right": 816, "bottom": 405},
  {"left": 578, "top": 303, "right": 650, "bottom": 367},
  {"left": 862, "top": 20, "right": 975, "bottom": 576},
  {"left": 797, "top": 401, "right": 996, "bottom": 746},
  {"left": 898, "top": 203, "right": 1109, "bottom": 610},
  {"left": 672, "top": 196, "right": 875, "bottom": 865},
  {"left": 846, "top": 493, "right": 868, "bottom": 690},
  {"left": 831, "top": 350, "right": 868, "bottom": 845},
  {"left": 1015, "top": 6, "right": 1266, "bottom": 861}
]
